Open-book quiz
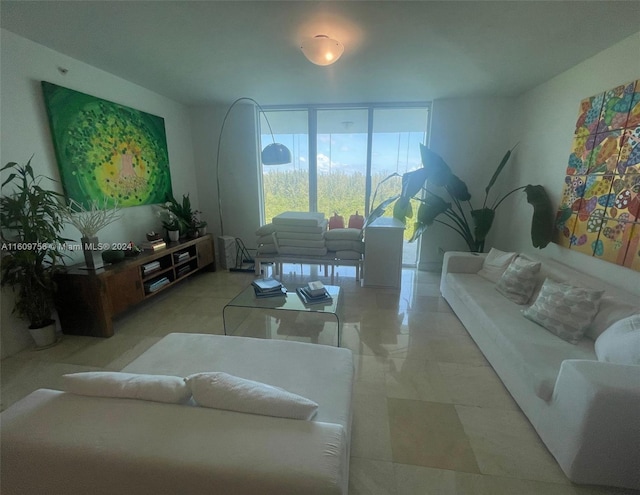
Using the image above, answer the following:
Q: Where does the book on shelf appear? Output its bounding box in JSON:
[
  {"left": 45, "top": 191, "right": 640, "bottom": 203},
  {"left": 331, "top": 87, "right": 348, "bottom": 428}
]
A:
[
  {"left": 144, "top": 276, "right": 170, "bottom": 293},
  {"left": 177, "top": 265, "right": 191, "bottom": 277},
  {"left": 173, "top": 251, "right": 190, "bottom": 263},
  {"left": 141, "top": 240, "right": 166, "bottom": 252},
  {"left": 296, "top": 287, "right": 332, "bottom": 305},
  {"left": 142, "top": 260, "right": 161, "bottom": 274}
]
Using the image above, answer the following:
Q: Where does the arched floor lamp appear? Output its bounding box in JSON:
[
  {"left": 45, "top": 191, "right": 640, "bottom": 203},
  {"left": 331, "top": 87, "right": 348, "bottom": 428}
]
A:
[{"left": 215, "top": 97, "right": 292, "bottom": 237}]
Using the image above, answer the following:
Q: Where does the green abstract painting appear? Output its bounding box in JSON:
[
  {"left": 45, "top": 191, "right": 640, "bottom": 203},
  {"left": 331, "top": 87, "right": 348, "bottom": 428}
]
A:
[{"left": 42, "top": 81, "right": 172, "bottom": 208}]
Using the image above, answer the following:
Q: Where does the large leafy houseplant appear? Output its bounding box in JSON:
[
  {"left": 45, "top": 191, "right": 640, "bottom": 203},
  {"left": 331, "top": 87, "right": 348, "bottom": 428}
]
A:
[
  {"left": 0, "top": 160, "right": 69, "bottom": 339},
  {"left": 369, "top": 144, "right": 554, "bottom": 253}
]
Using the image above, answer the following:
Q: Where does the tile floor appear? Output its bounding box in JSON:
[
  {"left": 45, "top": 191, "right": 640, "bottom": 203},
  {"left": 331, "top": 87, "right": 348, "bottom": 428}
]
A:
[{"left": 1, "top": 264, "right": 636, "bottom": 494}]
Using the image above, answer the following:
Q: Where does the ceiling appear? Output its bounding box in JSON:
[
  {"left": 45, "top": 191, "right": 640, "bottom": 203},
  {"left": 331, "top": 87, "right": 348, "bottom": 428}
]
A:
[{"left": 2, "top": 1, "right": 639, "bottom": 107}]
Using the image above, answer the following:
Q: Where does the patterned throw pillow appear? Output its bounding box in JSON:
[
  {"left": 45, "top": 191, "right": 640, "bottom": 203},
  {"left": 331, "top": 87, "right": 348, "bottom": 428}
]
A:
[
  {"left": 495, "top": 256, "right": 541, "bottom": 304},
  {"left": 477, "top": 247, "right": 517, "bottom": 283},
  {"left": 522, "top": 278, "right": 604, "bottom": 344}
]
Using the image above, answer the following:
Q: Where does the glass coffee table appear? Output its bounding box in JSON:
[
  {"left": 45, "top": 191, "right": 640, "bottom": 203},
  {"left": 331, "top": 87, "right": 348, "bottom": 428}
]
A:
[{"left": 223, "top": 284, "right": 342, "bottom": 346}]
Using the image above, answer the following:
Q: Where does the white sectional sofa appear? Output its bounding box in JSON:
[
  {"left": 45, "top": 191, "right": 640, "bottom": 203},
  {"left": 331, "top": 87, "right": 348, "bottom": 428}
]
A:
[
  {"left": 441, "top": 251, "right": 640, "bottom": 490},
  {"left": 1, "top": 334, "right": 354, "bottom": 495}
]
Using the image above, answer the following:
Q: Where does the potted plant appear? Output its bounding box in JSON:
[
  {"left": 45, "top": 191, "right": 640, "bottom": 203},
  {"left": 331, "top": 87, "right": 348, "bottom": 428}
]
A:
[
  {"left": 196, "top": 220, "right": 207, "bottom": 237},
  {"left": 59, "top": 197, "right": 121, "bottom": 269},
  {"left": 0, "top": 159, "right": 69, "bottom": 348},
  {"left": 367, "top": 144, "right": 554, "bottom": 252},
  {"left": 161, "top": 194, "right": 195, "bottom": 238},
  {"left": 161, "top": 213, "right": 181, "bottom": 242}
]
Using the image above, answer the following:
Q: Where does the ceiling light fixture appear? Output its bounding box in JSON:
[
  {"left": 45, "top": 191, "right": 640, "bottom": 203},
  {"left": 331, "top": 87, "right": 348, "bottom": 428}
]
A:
[{"left": 300, "top": 35, "right": 344, "bottom": 66}]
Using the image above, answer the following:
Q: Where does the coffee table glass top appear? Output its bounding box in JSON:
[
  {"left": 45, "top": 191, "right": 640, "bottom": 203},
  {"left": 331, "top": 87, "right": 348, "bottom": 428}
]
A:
[
  {"left": 225, "top": 284, "right": 340, "bottom": 313},
  {"left": 223, "top": 284, "right": 342, "bottom": 346}
]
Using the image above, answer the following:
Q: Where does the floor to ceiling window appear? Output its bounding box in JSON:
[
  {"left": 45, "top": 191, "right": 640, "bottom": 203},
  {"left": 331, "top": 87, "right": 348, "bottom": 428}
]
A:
[
  {"left": 316, "top": 108, "right": 369, "bottom": 219},
  {"left": 259, "top": 110, "right": 309, "bottom": 216},
  {"left": 260, "top": 104, "right": 430, "bottom": 266}
]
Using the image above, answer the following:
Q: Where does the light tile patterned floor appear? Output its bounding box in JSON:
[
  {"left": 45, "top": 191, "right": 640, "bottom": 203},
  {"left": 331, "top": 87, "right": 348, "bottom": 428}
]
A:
[{"left": 1, "top": 265, "right": 636, "bottom": 494}]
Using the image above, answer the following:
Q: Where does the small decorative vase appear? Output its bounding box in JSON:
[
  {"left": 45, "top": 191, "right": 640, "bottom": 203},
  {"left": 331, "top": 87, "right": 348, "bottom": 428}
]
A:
[
  {"left": 81, "top": 236, "right": 104, "bottom": 270},
  {"left": 197, "top": 226, "right": 207, "bottom": 236},
  {"left": 167, "top": 229, "right": 180, "bottom": 242}
]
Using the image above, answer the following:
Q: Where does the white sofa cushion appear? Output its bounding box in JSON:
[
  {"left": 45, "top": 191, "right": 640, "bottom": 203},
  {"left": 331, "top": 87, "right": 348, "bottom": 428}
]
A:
[
  {"left": 324, "top": 228, "right": 362, "bottom": 241},
  {"left": 595, "top": 315, "right": 640, "bottom": 365},
  {"left": 273, "top": 211, "right": 326, "bottom": 227},
  {"left": 1, "top": 389, "right": 347, "bottom": 495},
  {"left": 256, "top": 223, "right": 276, "bottom": 235},
  {"left": 446, "top": 273, "right": 595, "bottom": 401},
  {"left": 523, "top": 278, "right": 604, "bottom": 344},
  {"left": 257, "top": 234, "right": 275, "bottom": 245},
  {"left": 186, "top": 372, "right": 319, "bottom": 420},
  {"left": 334, "top": 250, "right": 362, "bottom": 260},
  {"left": 325, "top": 239, "right": 365, "bottom": 253},
  {"left": 477, "top": 247, "right": 517, "bottom": 283},
  {"left": 122, "top": 333, "right": 354, "bottom": 428},
  {"left": 496, "top": 256, "right": 541, "bottom": 304},
  {"left": 63, "top": 372, "right": 191, "bottom": 404}
]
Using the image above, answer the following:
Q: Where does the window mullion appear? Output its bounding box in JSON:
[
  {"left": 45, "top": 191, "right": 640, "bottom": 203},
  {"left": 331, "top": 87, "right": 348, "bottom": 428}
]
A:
[
  {"left": 308, "top": 108, "right": 318, "bottom": 213},
  {"left": 365, "top": 106, "right": 374, "bottom": 217}
]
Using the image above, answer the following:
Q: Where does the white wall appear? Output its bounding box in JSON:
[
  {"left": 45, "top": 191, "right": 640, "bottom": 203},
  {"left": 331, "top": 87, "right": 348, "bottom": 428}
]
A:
[
  {"left": 419, "top": 96, "right": 515, "bottom": 270},
  {"left": 494, "top": 31, "right": 640, "bottom": 296},
  {"left": 191, "top": 103, "right": 262, "bottom": 266},
  {"left": 0, "top": 29, "right": 199, "bottom": 357}
]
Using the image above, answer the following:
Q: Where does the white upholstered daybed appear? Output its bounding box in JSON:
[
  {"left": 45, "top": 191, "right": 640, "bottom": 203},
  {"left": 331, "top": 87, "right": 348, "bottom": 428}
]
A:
[{"left": 0, "top": 333, "right": 355, "bottom": 495}]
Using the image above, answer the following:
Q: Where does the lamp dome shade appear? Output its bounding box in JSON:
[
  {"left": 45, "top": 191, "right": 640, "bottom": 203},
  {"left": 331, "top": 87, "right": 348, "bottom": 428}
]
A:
[
  {"left": 261, "top": 142, "right": 292, "bottom": 165},
  {"left": 300, "top": 35, "right": 344, "bottom": 66}
]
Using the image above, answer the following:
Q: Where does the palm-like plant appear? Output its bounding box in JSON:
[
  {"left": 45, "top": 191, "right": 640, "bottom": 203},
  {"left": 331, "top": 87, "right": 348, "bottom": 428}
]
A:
[
  {"left": 1, "top": 159, "right": 69, "bottom": 329},
  {"left": 368, "top": 144, "right": 554, "bottom": 253}
]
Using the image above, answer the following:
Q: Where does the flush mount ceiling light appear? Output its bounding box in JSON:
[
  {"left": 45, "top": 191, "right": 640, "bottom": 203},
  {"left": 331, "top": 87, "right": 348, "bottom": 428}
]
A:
[{"left": 300, "top": 35, "right": 344, "bottom": 66}]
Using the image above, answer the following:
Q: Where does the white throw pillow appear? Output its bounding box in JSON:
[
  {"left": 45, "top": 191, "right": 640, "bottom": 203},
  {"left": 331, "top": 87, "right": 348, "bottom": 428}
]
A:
[
  {"left": 186, "top": 372, "right": 318, "bottom": 420},
  {"left": 595, "top": 314, "right": 640, "bottom": 365},
  {"left": 522, "top": 278, "right": 604, "bottom": 344},
  {"left": 63, "top": 372, "right": 191, "bottom": 404},
  {"left": 496, "top": 256, "right": 542, "bottom": 304},
  {"left": 585, "top": 297, "right": 639, "bottom": 341},
  {"left": 477, "top": 247, "right": 517, "bottom": 283}
]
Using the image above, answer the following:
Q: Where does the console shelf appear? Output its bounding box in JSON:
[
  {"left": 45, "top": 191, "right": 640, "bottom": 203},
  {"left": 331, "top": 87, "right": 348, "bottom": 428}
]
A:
[{"left": 55, "top": 234, "right": 215, "bottom": 337}]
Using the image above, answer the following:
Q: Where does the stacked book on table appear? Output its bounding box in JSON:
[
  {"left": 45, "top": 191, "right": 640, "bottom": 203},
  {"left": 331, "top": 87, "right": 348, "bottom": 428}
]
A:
[
  {"left": 296, "top": 281, "right": 332, "bottom": 304},
  {"left": 141, "top": 239, "right": 166, "bottom": 252},
  {"left": 252, "top": 277, "right": 287, "bottom": 298}
]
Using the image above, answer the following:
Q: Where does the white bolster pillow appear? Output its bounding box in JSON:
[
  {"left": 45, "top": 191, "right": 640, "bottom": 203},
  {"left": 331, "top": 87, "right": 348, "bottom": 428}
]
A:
[
  {"left": 63, "top": 372, "right": 191, "bottom": 404},
  {"left": 186, "top": 372, "right": 318, "bottom": 420}
]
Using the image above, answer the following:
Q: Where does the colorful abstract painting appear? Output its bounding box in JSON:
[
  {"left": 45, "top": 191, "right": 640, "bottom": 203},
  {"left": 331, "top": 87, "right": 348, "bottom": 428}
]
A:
[
  {"left": 42, "top": 82, "right": 172, "bottom": 208},
  {"left": 556, "top": 79, "right": 640, "bottom": 271}
]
